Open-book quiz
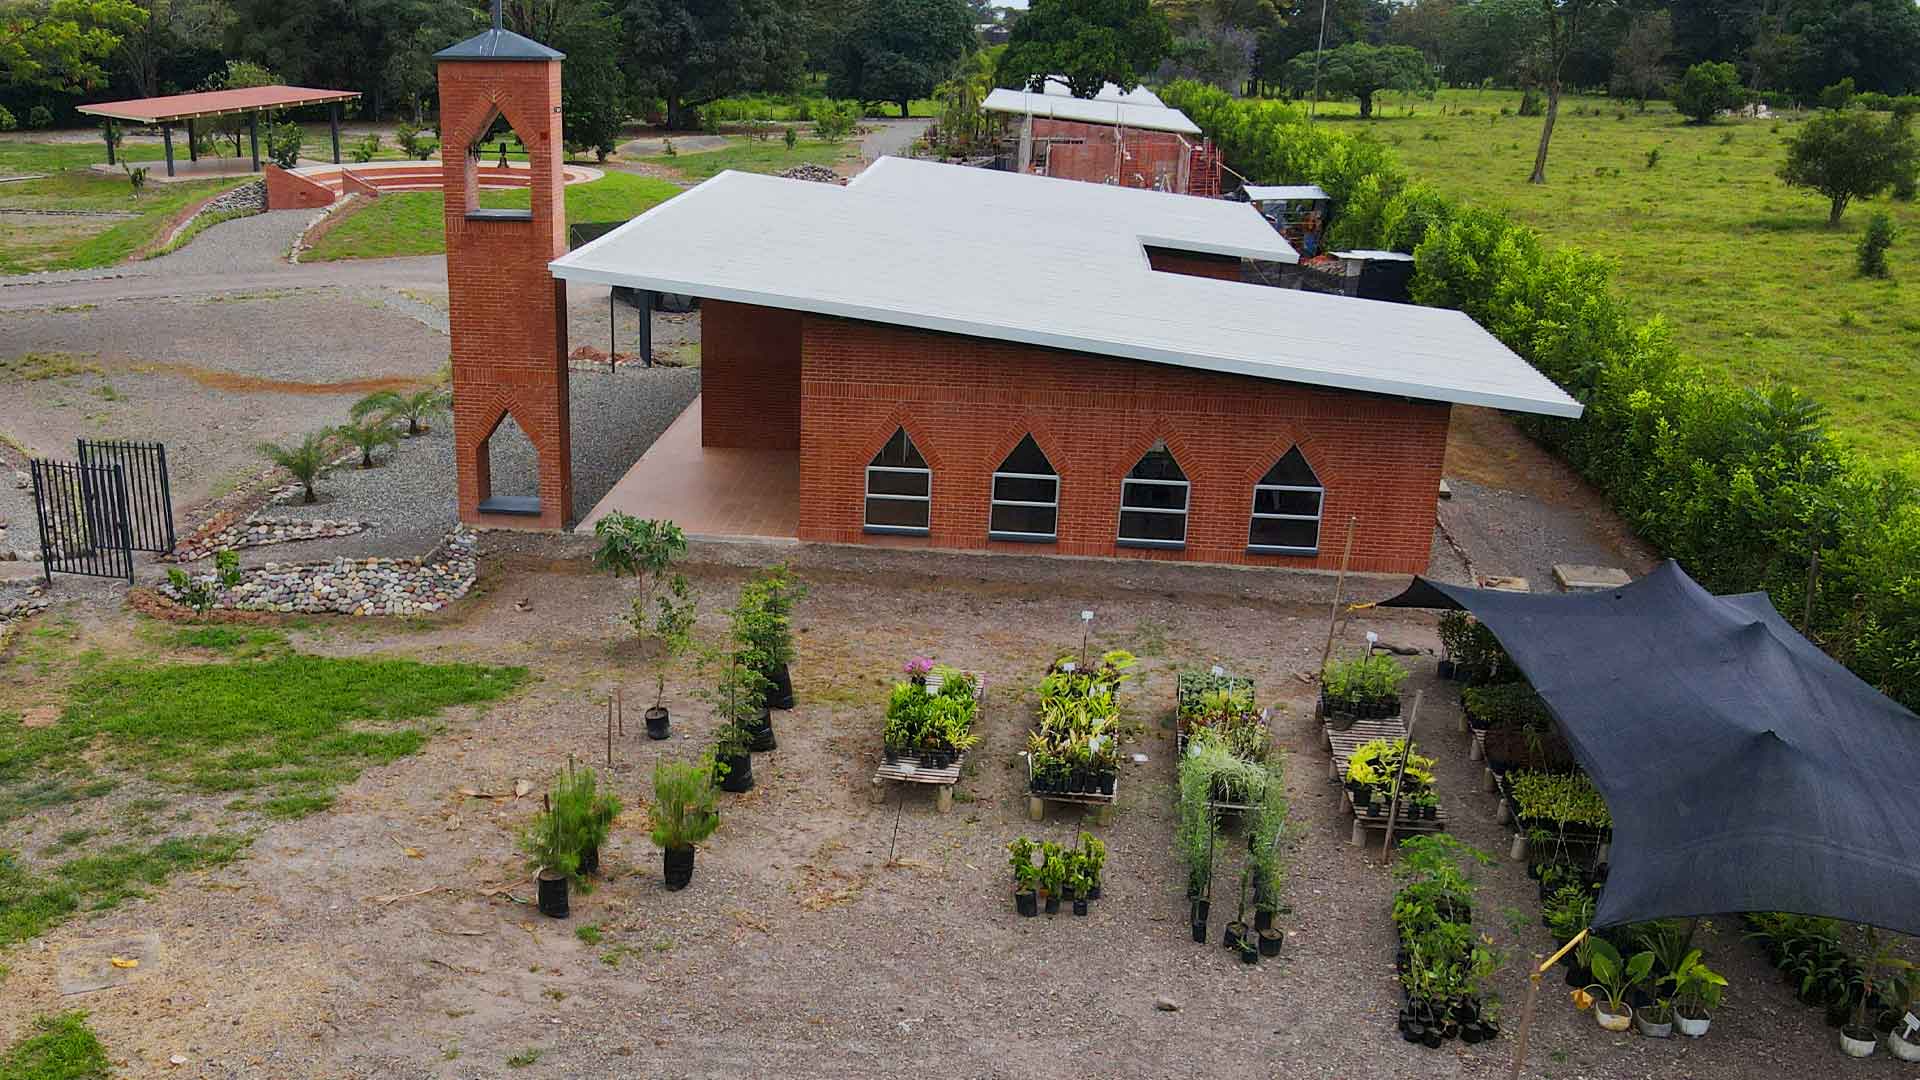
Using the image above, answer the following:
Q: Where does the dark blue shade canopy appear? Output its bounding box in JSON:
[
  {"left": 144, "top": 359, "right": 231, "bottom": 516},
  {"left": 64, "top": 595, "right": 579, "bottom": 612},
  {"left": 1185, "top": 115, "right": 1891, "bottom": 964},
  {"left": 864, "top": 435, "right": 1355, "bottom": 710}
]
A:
[{"left": 1383, "top": 561, "right": 1920, "bottom": 936}]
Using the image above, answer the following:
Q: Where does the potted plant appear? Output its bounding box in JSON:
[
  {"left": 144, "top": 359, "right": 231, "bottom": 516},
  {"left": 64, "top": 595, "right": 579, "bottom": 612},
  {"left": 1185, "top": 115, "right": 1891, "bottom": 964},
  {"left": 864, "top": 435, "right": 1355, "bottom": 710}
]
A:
[
  {"left": 1223, "top": 866, "right": 1253, "bottom": 955},
  {"left": 1577, "top": 939, "right": 1653, "bottom": 1032},
  {"left": 1176, "top": 745, "right": 1217, "bottom": 942},
  {"left": 904, "top": 656, "right": 933, "bottom": 686},
  {"left": 1008, "top": 838, "right": 1039, "bottom": 917},
  {"left": 1038, "top": 845, "right": 1067, "bottom": 915},
  {"left": 698, "top": 649, "right": 767, "bottom": 792},
  {"left": 633, "top": 575, "right": 697, "bottom": 740},
  {"left": 1069, "top": 851, "right": 1091, "bottom": 917},
  {"left": 1079, "top": 832, "right": 1106, "bottom": 900},
  {"left": 1669, "top": 949, "right": 1727, "bottom": 1037},
  {"left": 1636, "top": 995, "right": 1675, "bottom": 1038},
  {"left": 1320, "top": 653, "right": 1408, "bottom": 726},
  {"left": 1842, "top": 925, "right": 1901, "bottom": 1058},
  {"left": 734, "top": 563, "right": 806, "bottom": 711},
  {"left": 519, "top": 790, "right": 583, "bottom": 919},
  {"left": 550, "top": 762, "right": 620, "bottom": 878},
  {"left": 648, "top": 757, "right": 718, "bottom": 890}
]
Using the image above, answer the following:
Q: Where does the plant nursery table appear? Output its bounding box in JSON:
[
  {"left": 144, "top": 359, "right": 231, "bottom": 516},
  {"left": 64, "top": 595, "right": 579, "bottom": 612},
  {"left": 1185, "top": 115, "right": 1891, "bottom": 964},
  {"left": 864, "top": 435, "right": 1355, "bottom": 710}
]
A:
[
  {"left": 868, "top": 670, "right": 983, "bottom": 814},
  {"left": 1024, "top": 754, "right": 1116, "bottom": 825},
  {"left": 1344, "top": 787, "right": 1449, "bottom": 845}
]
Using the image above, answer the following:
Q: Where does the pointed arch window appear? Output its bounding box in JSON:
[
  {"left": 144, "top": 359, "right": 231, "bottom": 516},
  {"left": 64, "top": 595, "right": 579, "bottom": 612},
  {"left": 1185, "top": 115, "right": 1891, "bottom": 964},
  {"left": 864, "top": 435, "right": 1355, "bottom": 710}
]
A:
[
  {"left": 989, "top": 435, "right": 1059, "bottom": 542},
  {"left": 1117, "top": 442, "right": 1188, "bottom": 549},
  {"left": 1248, "top": 447, "right": 1323, "bottom": 554},
  {"left": 864, "top": 427, "right": 931, "bottom": 535}
]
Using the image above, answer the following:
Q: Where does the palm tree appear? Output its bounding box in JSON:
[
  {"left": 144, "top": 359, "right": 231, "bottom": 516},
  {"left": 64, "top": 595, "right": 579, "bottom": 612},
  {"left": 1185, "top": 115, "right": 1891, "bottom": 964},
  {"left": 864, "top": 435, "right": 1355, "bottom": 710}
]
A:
[
  {"left": 258, "top": 432, "right": 337, "bottom": 504},
  {"left": 351, "top": 387, "right": 450, "bottom": 437},
  {"left": 335, "top": 418, "right": 399, "bottom": 469}
]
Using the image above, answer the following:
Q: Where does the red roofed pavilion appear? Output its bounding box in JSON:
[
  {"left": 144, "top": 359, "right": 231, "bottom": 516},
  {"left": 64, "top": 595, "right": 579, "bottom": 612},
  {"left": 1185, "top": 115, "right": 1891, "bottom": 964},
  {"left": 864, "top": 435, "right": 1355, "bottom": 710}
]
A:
[{"left": 77, "top": 85, "right": 361, "bottom": 177}]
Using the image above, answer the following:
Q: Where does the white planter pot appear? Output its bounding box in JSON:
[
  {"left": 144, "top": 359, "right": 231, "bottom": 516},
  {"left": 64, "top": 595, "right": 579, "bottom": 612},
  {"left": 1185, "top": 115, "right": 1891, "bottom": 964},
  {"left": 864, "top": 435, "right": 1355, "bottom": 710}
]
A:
[
  {"left": 1674, "top": 1011, "right": 1712, "bottom": 1038},
  {"left": 1839, "top": 1029, "right": 1878, "bottom": 1058},
  {"left": 1886, "top": 1032, "right": 1920, "bottom": 1062},
  {"left": 1636, "top": 1011, "right": 1674, "bottom": 1038},
  {"left": 1596, "top": 1003, "right": 1633, "bottom": 1032}
]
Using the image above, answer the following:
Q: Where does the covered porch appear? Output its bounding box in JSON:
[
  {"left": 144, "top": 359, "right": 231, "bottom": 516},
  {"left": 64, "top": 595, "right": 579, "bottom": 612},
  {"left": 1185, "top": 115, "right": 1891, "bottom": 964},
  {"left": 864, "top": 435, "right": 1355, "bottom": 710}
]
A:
[
  {"left": 76, "top": 85, "right": 361, "bottom": 178},
  {"left": 576, "top": 396, "right": 799, "bottom": 540}
]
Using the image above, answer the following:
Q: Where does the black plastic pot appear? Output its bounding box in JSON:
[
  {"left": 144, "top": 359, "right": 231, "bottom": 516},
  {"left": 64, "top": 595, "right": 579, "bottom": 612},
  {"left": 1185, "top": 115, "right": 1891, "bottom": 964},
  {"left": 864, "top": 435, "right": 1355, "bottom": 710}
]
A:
[
  {"left": 1258, "top": 928, "right": 1284, "bottom": 957},
  {"left": 644, "top": 706, "right": 670, "bottom": 740},
  {"left": 1015, "top": 890, "right": 1038, "bottom": 917},
  {"left": 1192, "top": 898, "right": 1211, "bottom": 925},
  {"left": 580, "top": 846, "right": 599, "bottom": 876},
  {"left": 1191, "top": 919, "right": 1208, "bottom": 944},
  {"left": 1072, "top": 896, "right": 1089, "bottom": 917},
  {"left": 1254, "top": 909, "right": 1274, "bottom": 933},
  {"left": 718, "top": 751, "right": 755, "bottom": 793},
  {"left": 1239, "top": 941, "right": 1259, "bottom": 965},
  {"left": 536, "top": 870, "right": 569, "bottom": 918},
  {"left": 1223, "top": 921, "right": 1247, "bottom": 952},
  {"left": 746, "top": 708, "right": 777, "bottom": 752},
  {"left": 1089, "top": 884, "right": 1102, "bottom": 900},
  {"left": 1044, "top": 894, "right": 1061, "bottom": 915},
  {"left": 763, "top": 663, "right": 795, "bottom": 710},
  {"left": 1100, "top": 772, "right": 1116, "bottom": 795},
  {"left": 663, "top": 846, "right": 694, "bottom": 890},
  {"left": 1437, "top": 658, "right": 1456, "bottom": 679}
]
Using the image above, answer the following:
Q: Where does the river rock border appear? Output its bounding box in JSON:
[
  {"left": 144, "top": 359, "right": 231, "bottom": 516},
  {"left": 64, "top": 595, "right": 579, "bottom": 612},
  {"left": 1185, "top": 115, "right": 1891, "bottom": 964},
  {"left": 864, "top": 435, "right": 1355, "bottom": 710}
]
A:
[
  {"left": 168, "top": 516, "right": 370, "bottom": 563},
  {"left": 0, "top": 588, "right": 51, "bottom": 652},
  {"left": 160, "top": 529, "right": 476, "bottom": 616}
]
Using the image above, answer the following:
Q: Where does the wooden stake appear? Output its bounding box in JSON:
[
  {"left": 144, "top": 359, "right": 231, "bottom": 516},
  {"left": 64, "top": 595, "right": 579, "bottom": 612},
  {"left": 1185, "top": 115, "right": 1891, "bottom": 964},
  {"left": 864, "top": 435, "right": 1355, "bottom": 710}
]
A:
[
  {"left": 1379, "top": 690, "right": 1424, "bottom": 861},
  {"left": 1508, "top": 929, "right": 1588, "bottom": 1080},
  {"left": 616, "top": 687, "right": 624, "bottom": 737},
  {"left": 1318, "top": 516, "right": 1359, "bottom": 678},
  {"left": 605, "top": 697, "right": 614, "bottom": 768}
]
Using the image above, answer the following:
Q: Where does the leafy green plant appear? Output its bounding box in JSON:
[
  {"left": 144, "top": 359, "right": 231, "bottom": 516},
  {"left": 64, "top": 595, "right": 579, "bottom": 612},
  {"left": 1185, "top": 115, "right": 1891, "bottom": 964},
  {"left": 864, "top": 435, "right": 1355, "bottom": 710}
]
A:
[
  {"left": 1321, "top": 653, "right": 1408, "bottom": 705},
  {"left": 164, "top": 568, "right": 217, "bottom": 616},
  {"left": 1858, "top": 211, "right": 1897, "bottom": 278},
  {"left": 648, "top": 758, "right": 719, "bottom": 851},
  {"left": 1507, "top": 770, "right": 1611, "bottom": 829},
  {"left": 394, "top": 121, "right": 429, "bottom": 159},
  {"left": 351, "top": 388, "right": 448, "bottom": 437},
  {"left": 257, "top": 431, "right": 336, "bottom": 504},
  {"left": 1078, "top": 831, "right": 1106, "bottom": 892},
  {"left": 1667, "top": 949, "right": 1728, "bottom": 1016},
  {"left": 1580, "top": 938, "right": 1656, "bottom": 1015},
  {"left": 1007, "top": 836, "right": 1038, "bottom": 892},
  {"left": 334, "top": 417, "right": 397, "bottom": 468},
  {"left": 592, "top": 513, "right": 687, "bottom": 581},
  {"left": 122, "top": 163, "right": 147, "bottom": 197},
  {"left": 1175, "top": 747, "right": 1218, "bottom": 899},
  {"left": 265, "top": 120, "right": 305, "bottom": 168},
  {"left": 349, "top": 133, "right": 381, "bottom": 163},
  {"left": 697, "top": 648, "right": 769, "bottom": 758},
  {"left": 809, "top": 98, "right": 859, "bottom": 143},
  {"left": 636, "top": 575, "right": 697, "bottom": 712},
  {"left": 520, "top": 791, "right": 582, "bottom": 883},
  {"left": 731, "top": 563, "right": 807, "bottom": 672}
]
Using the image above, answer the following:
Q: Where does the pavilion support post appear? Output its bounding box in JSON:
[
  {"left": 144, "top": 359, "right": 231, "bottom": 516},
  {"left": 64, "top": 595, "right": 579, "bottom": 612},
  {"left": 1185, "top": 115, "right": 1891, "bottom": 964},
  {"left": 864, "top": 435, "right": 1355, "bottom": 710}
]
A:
[
  {"left": 640, "top": 291, "right": 654, "bottom": 367},
  {"left": 187, "top": 119, "right": 198, "bottom": 162},
  {"left": 105, "top": 119, "right": 116, "bottom": 166},
  {"left": 162, "top": 124, "right": 175, "bottom": 177},
  {"left": 329, "top": 104, "right": 341, "bottom": 164},
  {"left": 249, "top": 112, "right": 260, "bottom": 173}
]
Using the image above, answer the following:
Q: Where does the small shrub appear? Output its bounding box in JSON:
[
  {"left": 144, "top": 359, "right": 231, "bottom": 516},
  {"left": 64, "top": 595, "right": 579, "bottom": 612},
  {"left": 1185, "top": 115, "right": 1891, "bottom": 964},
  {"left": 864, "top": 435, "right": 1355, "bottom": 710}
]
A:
[
  {"left": 122, "top": 164, "right": 148, "bottom": 196},
  {"left": 27, "top": 105, "right": 53, "bottom": 129},
  {"left": 349, "top": 133, "right": 381, "bottom": 163},
  {"left": 1818, "top": 77, "right": 1855, "bottom": 112},
  {"left": 265, "top": 121, "right": 304, "bottom": 168},
  {"left": 394, "top": 121, "right": 427, "bottom": 159},
  {"left": 0, "top": 105, "right": 15, "bottom": 131},
  {"left": 1517, "top": 89, "right": 1543, "bottom": 117},
  {"left": 783, "top": 125, "right": 797, "bottom": 151},
  {"left": 1858, "top": 212, "right": 1896, "bottom": 278},
  {"left": 1645, "top": 147, "right": 1661, "bottom": 169},
  {"left": 809, "top": 99, "right": 859, "bottom": 144},
  {"left": 1672, "top": 61, "right": 1745, "bottom": 123},
  {"left": 661, "top": 137, "right": 676, "bottom": 157}
]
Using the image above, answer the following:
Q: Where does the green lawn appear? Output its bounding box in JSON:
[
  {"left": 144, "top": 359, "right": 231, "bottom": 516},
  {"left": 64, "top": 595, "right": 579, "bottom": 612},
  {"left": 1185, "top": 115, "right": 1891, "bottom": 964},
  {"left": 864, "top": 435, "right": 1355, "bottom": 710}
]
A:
[
  {"left": 0, "top": 1013, "right": 109, "bottom": 1080},
  {"left": 0, "top": 140, "right": 164, "bottom": 177},
  {"left": 0, "top": 624, "right": 527, "bottom": 948},
  {"left": 0, "top": 165, "right": 236, "bottom": 274},
  {"left": 304, "top": 170, "right": 683, "bottom": 261},
  {"left": 702, "top": 90, "right": 939, "bottom": 122},
  {"left": 639, "top": 136, "right": 858, "bottom": 182},
  {"left": 1311, "top": 88, "right": 1920, "bottom": 460}
]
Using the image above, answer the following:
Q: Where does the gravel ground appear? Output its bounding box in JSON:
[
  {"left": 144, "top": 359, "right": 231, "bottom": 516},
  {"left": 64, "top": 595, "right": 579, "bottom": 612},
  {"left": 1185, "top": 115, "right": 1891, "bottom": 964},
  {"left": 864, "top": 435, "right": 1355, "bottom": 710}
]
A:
[
  {"left": 143, "top": 208, "right": 313, "bottom": 275},
  {"left": 267, "top": 366, "right": 700, "bottom": 560},
  {"left": 2, "top": 546, "right": 1908, "bottom": 1078},
  {"left": 860, "top": 118, "right": 933, "bottom": 162}
]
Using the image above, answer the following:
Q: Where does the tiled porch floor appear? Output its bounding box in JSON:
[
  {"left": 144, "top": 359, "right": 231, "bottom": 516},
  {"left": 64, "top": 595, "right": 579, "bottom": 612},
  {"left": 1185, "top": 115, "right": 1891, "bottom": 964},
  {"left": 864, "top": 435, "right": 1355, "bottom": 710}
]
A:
[{"left": 575, "top": 396, "right": 799, "bottom": 539}]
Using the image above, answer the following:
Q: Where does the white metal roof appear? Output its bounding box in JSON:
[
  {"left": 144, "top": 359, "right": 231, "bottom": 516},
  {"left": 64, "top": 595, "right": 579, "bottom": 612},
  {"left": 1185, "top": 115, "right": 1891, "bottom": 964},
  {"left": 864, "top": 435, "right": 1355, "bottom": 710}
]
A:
[
  {"left": 1334, "top": 249, "right": 1416, "bottom": 262},
  {"left": 1032, "top": 77, "right": 1167, "bottom": 107},
  {"left": 1243, "top": 184, "right": 1329, "bottom": 202},
  {"left": 983, "top": 86, "right": 1202, "bottom": 136},
  {"left": 549, "top": 160, "right": 1584, "bottom": 419},
  {"left": 845, "top": 156, "right": 1297, "bottom": 263}
]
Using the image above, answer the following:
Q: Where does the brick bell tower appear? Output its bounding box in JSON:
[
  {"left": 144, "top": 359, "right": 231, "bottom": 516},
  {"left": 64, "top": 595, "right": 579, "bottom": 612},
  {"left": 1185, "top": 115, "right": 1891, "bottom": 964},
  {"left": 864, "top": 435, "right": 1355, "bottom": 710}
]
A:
[{"left": 435, "top": 1, "right": 572, "bottom": 529}]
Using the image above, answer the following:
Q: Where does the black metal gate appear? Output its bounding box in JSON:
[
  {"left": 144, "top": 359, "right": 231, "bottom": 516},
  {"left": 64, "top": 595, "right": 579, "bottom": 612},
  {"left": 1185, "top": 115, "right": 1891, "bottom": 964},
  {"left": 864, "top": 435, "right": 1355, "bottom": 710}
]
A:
[
  {"left": 76, "top": 438, "right": 175, "bottom": 553},
  {"left": 29, "top": 459, "right": 134, "bottom": 583}
]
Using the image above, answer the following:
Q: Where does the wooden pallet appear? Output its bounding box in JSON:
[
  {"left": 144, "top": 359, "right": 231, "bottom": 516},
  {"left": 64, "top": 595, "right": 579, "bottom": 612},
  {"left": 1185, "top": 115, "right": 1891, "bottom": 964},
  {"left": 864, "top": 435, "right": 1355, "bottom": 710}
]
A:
[
  {"left": 1025, "top": 755, "right": 1117, "bottom": 825},
  {"left": 869, "top": 671, "right": 984, "bottom": 814},
  {"left": 1345, "top": 789, "right": 1449, "bottom": 845},
  {"left": 1324, "top": 718, "right": 1412, "bottom": 781}
]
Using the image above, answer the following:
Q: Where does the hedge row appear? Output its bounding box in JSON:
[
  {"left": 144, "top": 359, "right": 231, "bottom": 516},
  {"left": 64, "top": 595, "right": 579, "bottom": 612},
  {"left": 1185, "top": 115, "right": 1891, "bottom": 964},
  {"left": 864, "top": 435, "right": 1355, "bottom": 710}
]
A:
[{"left": 1163, "top": 80, "right": 1920, "bottom": 711}]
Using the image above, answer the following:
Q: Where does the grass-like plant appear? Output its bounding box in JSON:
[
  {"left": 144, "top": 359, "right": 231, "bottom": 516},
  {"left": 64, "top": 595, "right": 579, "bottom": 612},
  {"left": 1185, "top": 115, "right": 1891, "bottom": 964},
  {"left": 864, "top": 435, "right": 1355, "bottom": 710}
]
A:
[
  {"left": 333, "top": 417, "right": 398, "bottom": 469},
  {"left": 648, "top": 758, "right": 719, "bottom": 852},
  {"left": 351, "top": 387, "right": 448, "bottom": 437},
  {"left": 257, "top": 431, "right": 336, "bottom": 503}
]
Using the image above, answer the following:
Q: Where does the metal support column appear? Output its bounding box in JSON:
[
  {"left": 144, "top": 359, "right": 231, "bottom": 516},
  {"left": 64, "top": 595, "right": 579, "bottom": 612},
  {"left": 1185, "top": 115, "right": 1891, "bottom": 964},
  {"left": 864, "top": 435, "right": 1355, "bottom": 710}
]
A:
[
  {"left": 639, "top": 291, "right": 654, "bottom": 368},
  {"left": 105, "top": 119, "right": 116, "bottom": 166},
  {"left": 187, "top": 118, "right": 197, "bottom": 161},
  {"left": 329, "top": 103, "right": 341, "bottom": 164},
  {"left": 162, "top": 123, "right": 175, "bottom": 176},
  {"left": 249, "top": 112, "right": 260, "bottom": 172}
]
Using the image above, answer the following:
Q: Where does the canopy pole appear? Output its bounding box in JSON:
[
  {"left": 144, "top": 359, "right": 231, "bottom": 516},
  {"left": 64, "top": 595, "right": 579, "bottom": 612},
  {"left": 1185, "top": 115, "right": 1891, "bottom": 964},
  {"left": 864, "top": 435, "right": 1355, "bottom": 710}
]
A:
[
  {"left": 329, "top": 103, "right": 342, "bottom": 164},
  {"left": 249, "top": 112, "right": 260, "bottom": 173},
  {"left": 609, "top": 291, "right": 617, "bottom": 376},
  {"left": 186, "top": 118, "right": 197, "bottom": 162},
  {"left": 640, "top": 292, "right": 654, "bottom": 368},
  {"left": 1317, "top": 516, "right": 1359, "bottom": 677},
  {"left": 162, "top": 124, "right": 175, "bottom": 177},
  {"left": 105, "top": 119, "right": 116, "bottom": 166},
  {"left": 1379, "top": 689, "right": 1424, "bottom": 861},
  {"left": 1508, "top": 929, "right": 1589, "bottom": 1080}
]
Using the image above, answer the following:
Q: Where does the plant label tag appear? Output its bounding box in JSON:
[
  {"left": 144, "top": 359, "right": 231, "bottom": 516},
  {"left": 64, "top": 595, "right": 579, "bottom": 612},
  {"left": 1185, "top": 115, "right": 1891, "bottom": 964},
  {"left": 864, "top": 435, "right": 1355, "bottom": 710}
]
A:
[
  {"left": 1903, "top": 1013, "right": 1919, "bottom": 1038},
  {"left": 1130, "top": 753, "right": 1149, "bottom": 764}
]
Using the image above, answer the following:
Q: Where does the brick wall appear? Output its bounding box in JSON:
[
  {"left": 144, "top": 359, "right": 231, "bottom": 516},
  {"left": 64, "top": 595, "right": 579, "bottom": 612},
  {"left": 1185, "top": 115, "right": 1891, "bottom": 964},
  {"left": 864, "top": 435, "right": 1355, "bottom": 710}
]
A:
[
  {"left": 1144, "top": 246, "right": 1244, "bottom": 281},
  {"left": 264, "top": 164, "right": 335, "bottom": 210},
  {"left": 701, "top": 300, "right": 802, "bottom": 449},
  {"left": 1032, "top": 119, "right": 1191, "bottom": 192},
  {"left": 795, "top": 315, "right": 1449, "bottom": 574},
  {"left": 340, "top": 168, "right": 381, "bottom": 199},
  {"left": 438, "top": 56, "right": 574, "bottom": 530}
]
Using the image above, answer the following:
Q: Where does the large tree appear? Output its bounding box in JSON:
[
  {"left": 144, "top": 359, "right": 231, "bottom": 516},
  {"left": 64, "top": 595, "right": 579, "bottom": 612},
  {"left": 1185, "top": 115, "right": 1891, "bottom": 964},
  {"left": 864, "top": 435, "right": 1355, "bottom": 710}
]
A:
[
  {"left": 995, "top": 0, "right": 1173, "bottom": 97},
  {"left": 1610, "top": 10, "right": 1672, "bottom": 108},
  {"left": 826, "top": 0, "right": 973, "bottom": 117},
  {"left": 1285, "top": 41, "right": 1433, "bottom": 117},
  {"left": 1778, "top": 107, "right": 1918, "bottom": 225},
  {"left": 505, "top": 0, "right": 626, "bottom": 159},
  {"left": 1670, "top": 59, "right": 1744, "bottom": 122},
  {"left": 117, "top": 0, "right": 225, "bottom": 97},
  {"left": 1, "top": 0, "right": 145, "bottom": 93},
  {"left": 1526, "top": 0, "right": 1613, "bottom": 185},
  {"left": 623, "top": 0, "right": 805, "bottom": 129}
]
